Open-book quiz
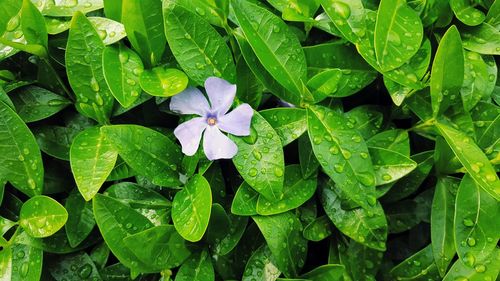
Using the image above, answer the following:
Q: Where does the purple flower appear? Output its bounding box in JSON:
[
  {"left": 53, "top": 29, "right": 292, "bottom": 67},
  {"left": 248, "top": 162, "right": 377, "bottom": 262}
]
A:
[{"left": 170, "top": 77, "right": 253, "bottom": 161}]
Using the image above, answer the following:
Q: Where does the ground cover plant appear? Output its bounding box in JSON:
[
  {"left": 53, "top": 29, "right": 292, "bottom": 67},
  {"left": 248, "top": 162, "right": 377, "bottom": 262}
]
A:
[{"left": 0, "top": 0, "right": 499, "bottom": 280}]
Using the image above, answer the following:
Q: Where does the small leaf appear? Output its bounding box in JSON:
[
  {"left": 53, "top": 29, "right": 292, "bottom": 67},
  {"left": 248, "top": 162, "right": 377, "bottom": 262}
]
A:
[
  {"left": 230, "top": 112, "right": 285, "bottom": 202},
  {"left": 231, "top": 181, "right": 259, "bottom": 216},
  {"left": 19, "top": 195, "right": 68, "bottom": 238},
  {"left": 461, "top": 23, "right": 500, "bottom": 55},
  {"left": 242, "top": 245, "right": 281, "bottom": 281},
  {"left": 102, "top": 44, "right": 144, "bottom": 108},
  {"left": 450, "top": 0, "right": 485, "bottom": 26},
  {"left": 252, "top": 211, "right": 307, "bottom": 277},
  {"left": 435, "top": 122, "right": 500, "bottom": 200},
  {"left": 175, "top": 250, "right": 215, "bottom": 281},
  {"left": 454, "top": 175, "right": 499, "bottom": 266},
  {"left": 430, "top": 26, "right": 464, "bottom": 117},
  {"left": 139, "top": 66, "right": 188, "bottom": 97},
  {"left": 0, "top": 101, "right": 43, "bottom": 197},
  {"left": 101, "top": 125, "right": 182, "bottom": 187},
  {"left": 64, "top": 189, "right": 95, "bottom": 247},
  {"left": 10, "top": 244, "right": 43, "bottom": 281},
  {"left": 163, "top": 4, "right": 235, "bottom": 84},
  {"left": 369, "top": 147, "right": 417, "bottom": 185},
  {"left": 35, "top": 0, "right": 104, "bottom": 16},
  {"left": 88, "top": 16, "right": 126, "bottom": 45},
  {"left": 123, "top": 225, "right": 191, "bottom": 271},
  {"left": 70, "top": 126, "right": 118, "bottom": 201},
  {"left": 172, "top": 174, "right": 212, "bottom": 242},
  {"left": 33, "top": 125, "right": 80, "bottom": 161},
  {"left": 374, "top": 0, "right": 423, "bottom": 71},
  {"left": 320, "top": 0, "right": 367, "bottom": 43},
  {"left": 303, "top": 215, "right": 333, "bottom": 242},
  {"left": 256, "top": 164, "right": 316, "bottom": 215},
  {"left": 48, "top": 252, "right": 101, "bottom": 281},
  {"left": 390, "top": 244, "right": 440, "bottom": 280},
  {"left": 431, "top": 177, "right": 459, "bottom": 277},
  {"left": 260, "top": 108, "right": 306, "bottom": 146}
]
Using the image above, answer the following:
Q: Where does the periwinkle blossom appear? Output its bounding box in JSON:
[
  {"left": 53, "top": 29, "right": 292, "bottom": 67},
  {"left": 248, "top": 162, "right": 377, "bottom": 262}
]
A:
[{"left": 170, "top": 77, "right": 253, "bottom": 161}]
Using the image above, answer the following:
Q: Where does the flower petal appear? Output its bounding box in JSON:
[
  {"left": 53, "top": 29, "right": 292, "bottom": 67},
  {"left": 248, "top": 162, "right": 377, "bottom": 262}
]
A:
[
  {"left": 174, "top": 117, "right": 207, "bottom": 156},
  {"left": 218, "top": 103, "right": 253, "bottom": 136},
  {"left": 205, "top": 77, "right": 236, "bottom": 115},
  {"left": 203, "top": 126, "right": 238, "bottom": 160},
  {"left": 170, "top": 87, "right": 210, "bottom": 116}
]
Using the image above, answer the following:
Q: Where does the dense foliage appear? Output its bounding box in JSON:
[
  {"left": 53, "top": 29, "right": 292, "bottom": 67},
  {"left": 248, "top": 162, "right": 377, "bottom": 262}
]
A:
[{"left": 0, "top": 0, "right": 499, "bottom": 280}]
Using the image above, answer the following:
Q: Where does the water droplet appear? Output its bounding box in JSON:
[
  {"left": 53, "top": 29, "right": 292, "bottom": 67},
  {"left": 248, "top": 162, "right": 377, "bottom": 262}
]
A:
[
  {"left": 78, "top": 264, "right": 93, "bottom": 279},
  {"left": 351, "top": 135, "right": 361, "bottom": 143},
  {"left": 274, "top": 167, "right": 284, "bottom": 177},
  {"left": 466, "top": 237, "right": 476, "bottom": 247},
  {"left": 253, "top": 151, "right": 262, "bottom": 160},
  {"left": 360, "top": 152, "right": 368, "bottom": 159},
  {"left": 126, "top": 78, "right": 136, "bottom": 86},
  {"left": 464, "top": 252, "right": 475, "bottom": 267},
  {"left": 119, "top": 52, "right": 129, "bottom": 63},
  {"left": 18, "top": 155, "right": 25, "bottom": 161},
  {"left": 98, "top": 30, "right": 107, "bottom": 40},
  {"left": 332, "top": 1, "right": 351, "bottom": 19},
  {"left": 485, "top": 173, "right": 496, "bottom": 182},
  {"left": 6, "top": 16, "right": 20, "bottom": 32},
  {"left": 273, "top": 26, "right": 280, "bottom": 32},
  {"left": 20, "top": 262, "right": 29, "bottom": 277},
  {"left": 16, "top": 251, "right": 25, "bottom": 258},
  {"left": 463, "top": 218, "right": 474, "bottom": 227},
  {"left": 248, "top": 168, "right": 258, "bottom": 177},
  {"left": 367, "top": 195, "right": 377, "bottom": 206},
  {"left": 474, "top": 264, "right": 486, "bottom": 273},
  {"left": 334, "top": 164, "right": 344, "bottom": 173},
  {"left": 329, "top": 145, "right": 339, "bottom": 154},
  {"left": 132, "top": 68, "right": 143, "bottom": 76},
  {"left": 195, "top": 7, "right": 205, "bottom": 16},
  {"left": 184, "top": 33, "right": 192, "bottom": 39},
  {"left": 388, "top": 30, "right": 401, "bottom": 46},
  {"left": 382, "top": 174, "right": 392, "bottom": 181},
  {"left": 95, "top": 93, "right": 104, "bottom": 106},
  {"left": 313, "top": 136, "right": 322, "bottom": 144},
  {"left": 341, "top": 149, "right": 351, "bottom": 159},
  {"left": 90, "top": 77, "right": 100, "bottom": 92}
]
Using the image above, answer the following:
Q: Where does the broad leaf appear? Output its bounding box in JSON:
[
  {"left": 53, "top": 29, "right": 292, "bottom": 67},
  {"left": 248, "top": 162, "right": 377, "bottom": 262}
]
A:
[{"left": 19, "top": 195, "right": 68, "bottom": 238}]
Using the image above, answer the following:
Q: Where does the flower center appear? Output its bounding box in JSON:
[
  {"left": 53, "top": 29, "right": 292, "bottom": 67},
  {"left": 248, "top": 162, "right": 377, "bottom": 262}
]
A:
[{"left": 207, "top": 117, "right": 217, "bottom": 126}]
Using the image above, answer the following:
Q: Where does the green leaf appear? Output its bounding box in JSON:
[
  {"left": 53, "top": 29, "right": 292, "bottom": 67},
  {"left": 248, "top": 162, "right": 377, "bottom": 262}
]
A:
[
  {"left": 442, "top": 248, "right": 500, "bottom": 281},
  {"left": 369, "top": 147, "right": 417, "bottom": 185},
  {"left": 19, "top": 195, "right": 68, "bottom": 238},
  {"left": 211, "top": 213, "right": 248, "bottom": 256},
  {"left": 101, "top": 125, "right": 182, "bottom": 187},
  {"left": 88, "top": 16, "right": 126, "bottom": 45},
  {"left": 242, "top": 245, "right": 281, "bottom": 281},
  {"left": 236, "top": 56, "right": 264, "bottom": 108},
  {"left": 260, "top": 108, "right": 307, "bottom": 146},
  {"left": 252, "top": 211, "right": 307, "bottom": 277},
  {"left": 163, "top": 4, "right": 236, "bottom": 84},
  {"left": 48, "top": 252, "right": 101, "bottom": 281},
  {"left": 307, "top": 105, "right": 377, "bottom": 209},
  {"left": 344, "top": 105, "right": 383, "bottom": 140},
  {"left": 430, "top": 26, "right": 464, "bottom": 117},
  {"left": 454, "top": 175, "right": 499, "bottom": 266},
  {"left": 320, "top": 181, "right": 387, "bottom": 250},
  {"left": 374, "top": 0, "right": 423, "bottom": 71},
  {"left": 320, "top": 0, "right": 367, "bottom": 43},
  {"left": 303, "top": 215, "right": 333, "bottom": 242},
  {"left": 230, "top": 112, "right": 285, "bottom": 202},
  {"left": 122, "top": 0, "right": 165, "bottom": 67},
  {"left": 174, "top": 0, "right": 227, "bottom": 27},
  {"left": 339, "top": 241, "right": 383, "bottom": 280},
  {"left": 431, "top": 177, "right": 459, "bottom": 277},
  {"left": 34, "top": 0, "right": 103, "bottom": 16},
  {"left": 450, "top": 0, "right": 485, "bottom": 26},
  {"left": 234, "top": 29, "right": 295, "bottom": 105},
  {"left": 435, "top": 122, "right": 500, "bottom": 201},
  {"left": 93, "top": 194, "right": 156, "bottom": 273},
  {"left": 382, "top": 151, "right": 434, "bottom": 202},
  {"left": 20, "top": 0, "right": 47, "bottom": 50},
  {"left": 231, "top": 181, "right": 259, "bottom": 216},
  {"left": 139, "top": 66, "right": 188, "bottom": 97},
  {"left": 9, "top": 85, "right": 71, "bottom": 123},
  {"left": 367, "top": 129, "right": 410, "bottom": 156},
  {"left": 64, "top": 189, "right": 95, "bottom": 248},
  {"left": 0, "top": 101, "right": 43, "bottom": 197},
  {"left": 304, "top": 42, "right": 377, "bottom": 98},
  {"left": 390, "top": 244, "right": 440, "bottom": 280},
  {"left": 298, "top": 134, "right": 320, "bottom": 178},
  {"left": 461, "top": 23, "right": 500, "bottom": 55},
  {"left": 300, "top": 264, "right": 345, "bottom": 281},
  {"left": 123, "top": 225, "right": 191, "bottom": 271},
  {"left": 10, "top": 244, "right": 43, "bottom": 281},
  {"left": 70, "top": 126, "right": 118, "bottom": 201},
  {"left": 175, "top": 250, "right": 215, "bottom": 281},
  {"left": 461, "top": 51, "right": 497, "bottom": 111},
  {"left": 256, "top": 165, "right": 316, "bottom": 215},
  {"left": 172, "top": 174, "right": 212, "bottom": 242},
  {"left": 66, "top": 12, "right": 114, "bottom": 124},
  {"left": 33, "top": 125, "right": 80, "bottom": 161},
  {"left": 102, "top": 44, "right": 143, "bottom": 108},
  {"left": 232, "top": 0, "right": 311, "bottom": 103}
]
